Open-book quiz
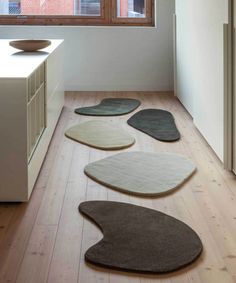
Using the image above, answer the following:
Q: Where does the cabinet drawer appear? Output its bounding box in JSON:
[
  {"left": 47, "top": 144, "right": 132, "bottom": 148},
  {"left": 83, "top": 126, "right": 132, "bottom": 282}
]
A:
[{"left": 27, "top": 64, "right": 46, "bottom": 162}]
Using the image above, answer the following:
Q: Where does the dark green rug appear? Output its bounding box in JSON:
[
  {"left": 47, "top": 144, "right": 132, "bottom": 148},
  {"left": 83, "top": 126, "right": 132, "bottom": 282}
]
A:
[
  {"left": 75, "top": 98, "right": 141, "bottom": 116},
  {"left": 127, "top": 109, "right": 180, "bottom": 142},
  {"left": 79, "top": 201, "right": 203, "bottom": 274}
]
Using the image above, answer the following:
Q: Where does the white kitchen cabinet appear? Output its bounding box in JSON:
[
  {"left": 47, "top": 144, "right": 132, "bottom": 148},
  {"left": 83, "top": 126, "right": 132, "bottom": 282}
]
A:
[
  {"left": 0, "top": 39, "right": 64, "bottom": 201},
  {"left": 175, "top": 1, "right": 229, "bottom": 162}
]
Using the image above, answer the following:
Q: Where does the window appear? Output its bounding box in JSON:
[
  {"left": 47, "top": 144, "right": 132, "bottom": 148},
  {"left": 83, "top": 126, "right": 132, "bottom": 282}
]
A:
[{"left": 0, "top": 0, "right": 154, "bottom": 26}]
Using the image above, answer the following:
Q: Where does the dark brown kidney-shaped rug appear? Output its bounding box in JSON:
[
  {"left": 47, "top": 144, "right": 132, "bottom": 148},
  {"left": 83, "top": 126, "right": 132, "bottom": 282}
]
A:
[
  {"left": 127, "top": 109, "right": 180, "bottom": 142},
  {"left": 75, "top": 98, "right": 141, "bottom": 116},
  {"left": 79, "top": 201, "right": 203, "bottom": 274}
]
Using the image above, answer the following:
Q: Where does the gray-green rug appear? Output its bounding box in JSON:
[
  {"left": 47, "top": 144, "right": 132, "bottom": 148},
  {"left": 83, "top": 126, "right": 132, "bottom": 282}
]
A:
[
  {"left": 65, "top": 121, "right": 135, "bottom": 150},
  {"left": 128, "top": 109, "right": 180, "bottom": 141},
  {"left": 84, "top": 151, "right": 196, "bottom": 196},
  {"left": 75, "top": 98, "right": 141, "bottom": 116},
  {"left": 79, "top": 201, "right": 203, "bottom": 274}
]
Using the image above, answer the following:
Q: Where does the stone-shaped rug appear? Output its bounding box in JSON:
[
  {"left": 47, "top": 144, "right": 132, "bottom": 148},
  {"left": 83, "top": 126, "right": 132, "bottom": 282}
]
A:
[
  {"left": 84, "top": 151, "right": 196, "bottom": 196},
  {"left": 75, "top": 98, "right": 141, "bottom": 116},
  {"left": 128, "top": 109, "right": 180, "bottom": 142},
  {"left": 65, "top": 121, "right": 135, "bottom": 150},
  {"left": 79, "top": 201, "right": 203, "bottom": 274}
]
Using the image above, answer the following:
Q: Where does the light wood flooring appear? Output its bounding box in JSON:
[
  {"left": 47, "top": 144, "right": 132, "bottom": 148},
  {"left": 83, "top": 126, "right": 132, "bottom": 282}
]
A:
[{"left": 0, "top": 91, "right": 236, "bottom": 283}]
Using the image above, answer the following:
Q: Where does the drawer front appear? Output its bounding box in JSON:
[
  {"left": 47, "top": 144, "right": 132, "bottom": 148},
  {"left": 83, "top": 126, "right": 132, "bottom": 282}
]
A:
[{"left": 27, "top": 63, "right": 46, "bottom": 162}]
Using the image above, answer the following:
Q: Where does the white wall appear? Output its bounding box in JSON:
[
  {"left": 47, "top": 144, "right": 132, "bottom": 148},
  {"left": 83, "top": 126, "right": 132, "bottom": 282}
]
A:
[
  {"left": 175, "top": 0, "right": 228, "bottom": 161},
  {"left": 0, "top": 0, "right": 175, "bottom": 91}
]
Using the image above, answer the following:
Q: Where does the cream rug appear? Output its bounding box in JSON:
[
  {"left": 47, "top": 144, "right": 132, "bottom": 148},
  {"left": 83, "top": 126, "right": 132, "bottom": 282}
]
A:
[
  {"left": 65, "top": 121, "right": 135, "bottom": 150},
  {"left": 84, "top": 152, "right": 196, "bottom": 196}
]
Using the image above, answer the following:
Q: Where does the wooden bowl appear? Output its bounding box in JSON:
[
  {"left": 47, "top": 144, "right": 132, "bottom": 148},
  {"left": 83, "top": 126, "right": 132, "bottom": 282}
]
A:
[{"left": 9, "top": 39, "right": 51, "bottom": 52}]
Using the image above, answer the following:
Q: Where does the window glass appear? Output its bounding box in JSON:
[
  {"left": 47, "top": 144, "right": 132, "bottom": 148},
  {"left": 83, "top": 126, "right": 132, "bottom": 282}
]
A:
[
  {"left": 116, "top": 0, "right": 145, "bottom": 18},
  {"left": 0, "top": 0, "right": 101, "bottom": 16}
]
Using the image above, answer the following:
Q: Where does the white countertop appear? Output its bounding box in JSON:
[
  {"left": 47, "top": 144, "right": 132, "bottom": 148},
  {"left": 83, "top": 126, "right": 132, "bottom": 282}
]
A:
[{"left": 0, "top": 39, "right": 63, "bottom": 79}]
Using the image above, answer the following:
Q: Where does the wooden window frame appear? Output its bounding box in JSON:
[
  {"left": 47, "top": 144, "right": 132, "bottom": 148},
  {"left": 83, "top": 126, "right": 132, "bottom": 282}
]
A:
[{"left": 0, "top": 0, "right": 154, "bottom": 26}]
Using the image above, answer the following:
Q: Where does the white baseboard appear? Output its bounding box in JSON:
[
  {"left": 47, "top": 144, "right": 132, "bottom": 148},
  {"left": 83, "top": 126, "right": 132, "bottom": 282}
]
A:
[{"left": 64, "top": 84, "right": 174, "bottom": 92}]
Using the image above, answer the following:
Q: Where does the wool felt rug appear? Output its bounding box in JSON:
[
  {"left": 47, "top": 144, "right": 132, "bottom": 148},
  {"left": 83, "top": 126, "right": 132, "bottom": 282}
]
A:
[
  {"left": 84, "top": 151, "right": 196, "bottom": 196},
  {"left": 127, "top": 109, "right": 180, "bottom": 142},
  {"left": 75, "top": 98, "right": 141, "bottom": 116},
  {"left": 65, "top": 121, "right": 135, "bottom": 150},
  {"left": 79, "top": 201, "right": 203, "bottom": 274}
]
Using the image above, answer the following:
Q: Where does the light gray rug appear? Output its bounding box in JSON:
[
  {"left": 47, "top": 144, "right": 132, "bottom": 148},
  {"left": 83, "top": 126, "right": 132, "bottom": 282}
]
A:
[
  {"left": 65, "top": 121, "right": 135, "bottom": 150},
  {"left": 84, "top": 151, "right": 196, "bottom": 196}
]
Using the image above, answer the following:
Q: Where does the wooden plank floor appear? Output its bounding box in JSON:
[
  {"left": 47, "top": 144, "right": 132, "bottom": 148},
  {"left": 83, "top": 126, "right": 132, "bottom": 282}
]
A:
[{"left": 0, "top": 91, "right": 236, "bottom": 283}]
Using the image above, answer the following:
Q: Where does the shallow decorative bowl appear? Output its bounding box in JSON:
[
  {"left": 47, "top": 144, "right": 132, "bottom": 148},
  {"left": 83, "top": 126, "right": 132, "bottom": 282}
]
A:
[{"left": 9, "top": 39, "right": 51, "bottom": 52}]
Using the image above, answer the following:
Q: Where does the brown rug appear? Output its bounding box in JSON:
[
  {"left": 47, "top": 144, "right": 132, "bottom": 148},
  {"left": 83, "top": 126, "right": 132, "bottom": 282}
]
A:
[
  {"left": 84, "top": 151, "right": 196, "bottom": 196},
  {"left": 79, "top": 201, "right": 203, "bottom": 274}
]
